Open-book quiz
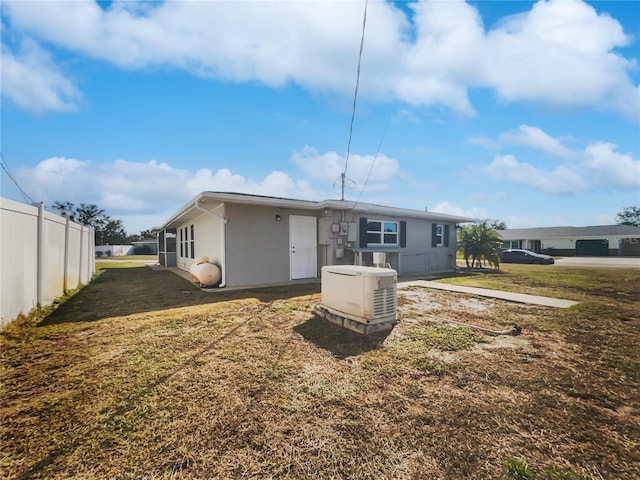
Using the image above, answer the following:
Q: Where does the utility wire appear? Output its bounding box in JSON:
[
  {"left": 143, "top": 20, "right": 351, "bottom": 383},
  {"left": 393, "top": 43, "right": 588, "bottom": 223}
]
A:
[
  {"left": 352, "top": 115, "right": 391, "bottom": 208},
  {"left": 340, "top": 0, "right": 368, "bottom": 201},
  {"left": 0, "top": 152, "right": 35, "bottom": 204}
]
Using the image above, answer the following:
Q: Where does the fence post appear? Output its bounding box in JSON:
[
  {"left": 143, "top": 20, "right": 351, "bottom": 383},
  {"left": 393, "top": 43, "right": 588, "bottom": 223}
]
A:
[{"left": 36, "top": 202, "right": 45, "bottom": 306}]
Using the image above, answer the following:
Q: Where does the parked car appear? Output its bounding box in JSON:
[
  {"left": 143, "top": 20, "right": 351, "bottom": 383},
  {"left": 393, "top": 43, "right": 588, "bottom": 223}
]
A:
[{"left": 499, "top": 249, "right": 555, "bottom": 265}]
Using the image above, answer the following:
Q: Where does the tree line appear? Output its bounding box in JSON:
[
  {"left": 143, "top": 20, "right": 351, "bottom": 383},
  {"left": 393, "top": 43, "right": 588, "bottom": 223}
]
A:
[{"left": 51, "top": 201, "right": 154, "bottom": 246}]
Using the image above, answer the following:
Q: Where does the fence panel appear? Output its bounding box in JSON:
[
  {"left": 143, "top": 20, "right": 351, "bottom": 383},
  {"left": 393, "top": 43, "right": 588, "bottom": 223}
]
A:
[
  {"left": 1, "top": 199, "right": 39, "bottom": 326},
  {"left": 43, "top": 210, "right": 68, "bottom": 305},
  {"left": 1, "top": 197, "right": 95, "bottom": 327}
]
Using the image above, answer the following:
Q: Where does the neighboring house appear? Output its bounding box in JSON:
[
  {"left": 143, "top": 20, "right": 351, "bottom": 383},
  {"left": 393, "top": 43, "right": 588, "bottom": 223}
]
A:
[
  {"left": 155, "top": 192, "right": 473, "bottom": 288},
  {"left": 498, "top": 225, "right": 640, "bottom": 257}
]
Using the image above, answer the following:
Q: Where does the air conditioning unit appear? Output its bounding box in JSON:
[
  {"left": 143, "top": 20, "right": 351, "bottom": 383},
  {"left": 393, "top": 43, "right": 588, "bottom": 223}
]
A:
[
  {"left": 373, "top": 252, "right": 386, "bottom": 268},
  {"left": 319, "top": 265, "right": 397, "bottom": 330}
]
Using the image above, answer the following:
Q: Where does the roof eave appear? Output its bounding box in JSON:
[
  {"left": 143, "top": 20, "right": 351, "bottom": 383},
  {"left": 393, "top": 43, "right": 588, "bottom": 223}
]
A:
[
  {"left": 319, "top": 199, "right": 475, "bottom": 223},
  {"left": 159, "top": 192, "right": 477, "bottom": 229},
  {"left": 158, "top": 192, "right": 206, "bottom": 230}
]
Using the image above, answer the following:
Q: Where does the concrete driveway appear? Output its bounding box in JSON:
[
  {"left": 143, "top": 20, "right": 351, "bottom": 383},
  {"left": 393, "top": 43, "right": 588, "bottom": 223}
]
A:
[{"left": 553, "top": 256, "right": 640, "bottom": 268}]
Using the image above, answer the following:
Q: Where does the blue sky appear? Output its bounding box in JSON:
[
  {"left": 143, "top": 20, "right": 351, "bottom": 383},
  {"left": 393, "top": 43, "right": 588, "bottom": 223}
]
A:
[{"left": 1, "top": 0, "right": 639, "bottom": 234}]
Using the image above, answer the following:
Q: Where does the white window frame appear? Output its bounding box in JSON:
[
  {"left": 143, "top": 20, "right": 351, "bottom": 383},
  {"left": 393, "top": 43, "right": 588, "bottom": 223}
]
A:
[
  {"left": 190, "top": 224, "right": 195, "bottom": 259},
  {"left": 179, "top": 225, "right": 195, "bottom": 259},
  {"left": 366, "top": 219, "right": 399, "bottom": 246}
]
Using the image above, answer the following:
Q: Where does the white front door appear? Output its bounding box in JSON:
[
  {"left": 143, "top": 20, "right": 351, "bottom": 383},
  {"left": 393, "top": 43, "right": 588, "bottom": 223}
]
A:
[{"left": 290, "top": 215, "right": 317, "bottom": 280}]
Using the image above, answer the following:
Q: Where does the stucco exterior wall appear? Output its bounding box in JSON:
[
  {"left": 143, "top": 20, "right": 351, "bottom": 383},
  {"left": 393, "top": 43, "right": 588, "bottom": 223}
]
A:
[
  {"left": 225, "top": 204, "right": 312, "bottom": 288},
  {"left": 536, "top": 235, "right": 637, "bottom": 255},
  {"left": 318, "top": 209, "right": 457, "bottom": 275},
  {"left": 175, "top": 206, "right": 225, "bottom": 272},
  {"left": 404, "top": 218, "right": 456, "bottom": 273}
]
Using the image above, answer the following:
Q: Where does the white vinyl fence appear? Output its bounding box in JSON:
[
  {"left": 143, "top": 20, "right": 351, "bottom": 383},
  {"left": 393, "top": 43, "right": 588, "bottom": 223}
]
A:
[{"left": 1, "top": 197, "right": 95, "bottom": 327}]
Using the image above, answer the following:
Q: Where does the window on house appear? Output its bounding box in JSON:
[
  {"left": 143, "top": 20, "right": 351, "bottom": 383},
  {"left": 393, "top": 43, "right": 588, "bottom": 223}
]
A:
[
  {"left": 359, "top": 218, "right": 406, "bottom": 248},
  {"left": 190, "top": 224, "right": 195, "bottom": 259},
  {"left": 435, "top": 225, "right": 443, "bottom": 246},
  {"left": 367, "top": 220, "right": 399, "bottom": 246},
  {"left": 184, "top": 226, "right": 189, "bottom": 258},
  {"left": 179, "top": 225, "right": 194, "bottom": 259},
  {"left": 502, "top": 240, "right": 521, "bottom": 249},
  {"left": 431, "top": 223, "right": 450, "bottom": 248}
]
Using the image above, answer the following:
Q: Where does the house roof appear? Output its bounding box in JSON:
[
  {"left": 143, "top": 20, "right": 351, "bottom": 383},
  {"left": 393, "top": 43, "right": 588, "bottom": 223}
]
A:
[
  {"left": 498, "top": 224, "right": 640, "bottom": 240},
  {"left": 158, "top": 191, "right": 475, "bottom": 229}
]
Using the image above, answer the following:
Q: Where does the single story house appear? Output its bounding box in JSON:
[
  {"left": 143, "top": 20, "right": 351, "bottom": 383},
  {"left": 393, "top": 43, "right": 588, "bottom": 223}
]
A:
[
  {"left": 498, "top": 225, "right": 640, "bottom": 257},
  {"left": 155, "top": 191, "right": 474, "bottom": 288}
]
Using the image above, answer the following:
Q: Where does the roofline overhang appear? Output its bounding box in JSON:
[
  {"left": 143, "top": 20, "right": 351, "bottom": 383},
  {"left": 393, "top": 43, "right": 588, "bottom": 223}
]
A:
[{"left": 157, "top": 191, "right": 476, "bottom": 229}]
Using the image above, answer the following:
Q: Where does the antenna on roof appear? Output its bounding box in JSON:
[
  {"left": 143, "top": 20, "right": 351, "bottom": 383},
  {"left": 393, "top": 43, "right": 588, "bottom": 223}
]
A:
[{"left": 339, "top": 0, "right": 368, "bottom": 201}]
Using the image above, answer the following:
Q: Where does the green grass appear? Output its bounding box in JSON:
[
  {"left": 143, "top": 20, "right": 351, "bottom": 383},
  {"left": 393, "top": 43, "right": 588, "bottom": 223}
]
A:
[
  {"left": 442, "top": 264, "right": 640, "bottom": 300},
  {"left": 407, "top": 325, "right": 487, "bottom": 351},
  {"left": 95, "top": 261, "right": 151, "bottom": 270},
  {"left": 95, "top": 254, "right": 157, "bottom": 260},
  {"left": 504, "top": 458, "right": 536, "bottom": 480}
]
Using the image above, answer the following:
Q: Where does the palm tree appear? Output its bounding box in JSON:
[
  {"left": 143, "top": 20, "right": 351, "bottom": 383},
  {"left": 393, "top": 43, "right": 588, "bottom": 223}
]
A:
[{"left": 457, "top": 221, "right": 503, "bottom": 269}]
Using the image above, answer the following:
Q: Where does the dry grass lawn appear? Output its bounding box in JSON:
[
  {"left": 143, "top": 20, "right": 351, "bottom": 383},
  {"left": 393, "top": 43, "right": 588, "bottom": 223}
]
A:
[{"left": 1, "top": 263, "right": 639, "bottom": 479}]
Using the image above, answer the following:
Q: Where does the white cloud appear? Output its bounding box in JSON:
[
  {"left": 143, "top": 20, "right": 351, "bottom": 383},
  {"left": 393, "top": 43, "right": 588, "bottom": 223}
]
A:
[
  {"left": 186, "top": 168, "right": 316, "bottom": 200},
  {"left": 482, "top": 0, "right": 639, "bottom": 120},
  {"left": 0, "top": 38, "right": 81, "bottom": 113},
  {"left": 483, "top": 154, "right": 586, "bottom": 194},
  {"left": 583, "top": 142, "right": 640, "bottom": 189},
  {"left": 499, "top": 125, "right": 574, "bottom": 159},
  {"left": 431, "top": 201, "right": 487, "bottom": 220},
  {"left": 3, "top": 0, "right": 637, "bottom": 119},
  {"left": 467, "top": 135, "right": 501, "bottom": 152},
  {"left": 15, "top": 157, "right": 320, "bottom": 233},
  {"left": 290, "top": 145, "right": 400, "bottom": 187},
  {"left": 397, "top": 0, "right": 484, "bottom": 115},
  {"left": 23, "top": 157, "right": 191, "bottom": 215},
  {"left": 481, "top": 126, "right": 640, "bottom": 193}
]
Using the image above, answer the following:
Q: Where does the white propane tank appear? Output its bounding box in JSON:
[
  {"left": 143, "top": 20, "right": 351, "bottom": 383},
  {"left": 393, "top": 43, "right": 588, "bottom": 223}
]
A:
[{"left": 189, "top": 256, "right": 222, "bottom": 287}]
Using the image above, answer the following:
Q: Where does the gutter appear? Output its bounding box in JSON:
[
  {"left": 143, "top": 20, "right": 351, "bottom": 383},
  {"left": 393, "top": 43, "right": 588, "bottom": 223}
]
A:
[{"left": 194, "top": 198, "right": 227, "bottom": 288}]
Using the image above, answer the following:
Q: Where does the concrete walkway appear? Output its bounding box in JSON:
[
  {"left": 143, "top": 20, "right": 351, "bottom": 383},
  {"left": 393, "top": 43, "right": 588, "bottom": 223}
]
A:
[{"left": 399, "top": 280, "right": 579, "bottom": 308}]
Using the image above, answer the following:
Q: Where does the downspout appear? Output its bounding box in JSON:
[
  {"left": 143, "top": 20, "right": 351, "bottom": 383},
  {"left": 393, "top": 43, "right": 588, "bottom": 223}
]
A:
[{"left": 193, "top": 199, "right": 227, "bottom": 288}]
